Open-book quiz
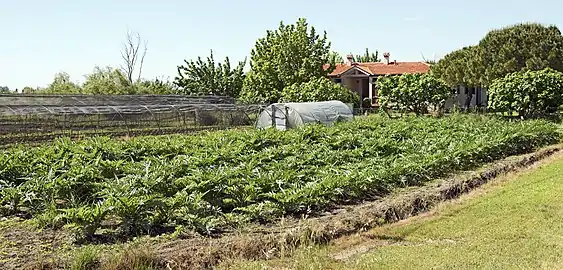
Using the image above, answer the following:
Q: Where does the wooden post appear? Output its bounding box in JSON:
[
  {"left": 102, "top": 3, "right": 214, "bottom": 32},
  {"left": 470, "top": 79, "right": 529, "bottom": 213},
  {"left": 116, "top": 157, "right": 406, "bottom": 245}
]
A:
[
  {"left": 285, "top": 106, "right": 289, "bottom": 128},
  {"left": 368, "top": 77, "right": 374, "bottom": 106},
  {"left": 271, "top": 105, "right": 276, "bottom": 127}
]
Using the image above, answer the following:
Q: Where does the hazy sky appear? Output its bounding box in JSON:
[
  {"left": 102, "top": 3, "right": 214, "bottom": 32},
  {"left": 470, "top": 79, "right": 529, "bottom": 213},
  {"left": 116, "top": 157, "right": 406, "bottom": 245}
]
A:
[{"left": 1, "top": 0, "right": 562, "bottom": 90}]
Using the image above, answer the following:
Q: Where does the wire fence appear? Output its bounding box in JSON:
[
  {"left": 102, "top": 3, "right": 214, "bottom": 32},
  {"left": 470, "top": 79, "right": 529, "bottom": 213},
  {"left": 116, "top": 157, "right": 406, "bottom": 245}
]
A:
[{"left": 0, "top": 94, "right": 265, "bottom": 146}]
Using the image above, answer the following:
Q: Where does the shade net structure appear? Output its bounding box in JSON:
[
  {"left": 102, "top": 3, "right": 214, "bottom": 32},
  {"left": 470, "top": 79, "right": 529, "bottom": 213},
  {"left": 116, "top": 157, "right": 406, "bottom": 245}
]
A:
[
  {"left": 255, "top": 100, "right": 354, "bottom": 130},
  {"left": 0, "top": 94, "right": 265, "bottom": 145}
]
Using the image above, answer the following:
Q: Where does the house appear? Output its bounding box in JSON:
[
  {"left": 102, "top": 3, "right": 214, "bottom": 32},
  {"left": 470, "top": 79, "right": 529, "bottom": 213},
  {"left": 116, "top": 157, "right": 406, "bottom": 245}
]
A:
[
  {"left": 324, "top": 52, "right": 487, "bottom": 109},
  {"left": 324, "top": 53, "right": 430, "bottom": 106},
  {"left": 445, "top": 85, "right": 488, "bottom": 110}
]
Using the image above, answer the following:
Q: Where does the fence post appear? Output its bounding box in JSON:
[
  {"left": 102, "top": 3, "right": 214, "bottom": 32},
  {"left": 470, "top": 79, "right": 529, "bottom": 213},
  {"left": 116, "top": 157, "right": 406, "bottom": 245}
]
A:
[
  {"left": 285, "top": 106, "right": 289, "bottom": 128},
  {"left": 271, "top": 105, "right": 276, "bottom": 127}
]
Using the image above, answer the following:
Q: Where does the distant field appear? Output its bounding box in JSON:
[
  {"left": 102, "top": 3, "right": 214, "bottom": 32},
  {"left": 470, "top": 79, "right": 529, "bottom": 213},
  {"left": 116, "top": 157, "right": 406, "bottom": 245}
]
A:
[
  {"left": 0, "top": 114, "right": 560, "bottom": 241},
  {"left": 228, "top": 150, "right": 563, "bottom": 270}
]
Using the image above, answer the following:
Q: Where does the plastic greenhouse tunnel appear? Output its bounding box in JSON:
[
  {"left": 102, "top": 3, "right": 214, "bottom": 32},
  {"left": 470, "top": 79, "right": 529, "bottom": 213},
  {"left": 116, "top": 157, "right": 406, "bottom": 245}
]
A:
[{"left": 255, "top": 100, "right": 354, "bottom": 130}]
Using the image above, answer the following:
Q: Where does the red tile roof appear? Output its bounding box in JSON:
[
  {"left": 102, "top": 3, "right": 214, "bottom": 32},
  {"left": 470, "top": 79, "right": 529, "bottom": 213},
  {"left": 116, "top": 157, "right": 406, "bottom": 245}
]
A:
[{"left": 324, "top": 62, "right": 430, "bottom": 76}]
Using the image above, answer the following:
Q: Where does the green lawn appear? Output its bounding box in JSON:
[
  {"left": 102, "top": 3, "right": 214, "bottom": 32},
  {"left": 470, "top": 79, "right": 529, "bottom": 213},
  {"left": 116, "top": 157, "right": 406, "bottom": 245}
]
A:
[{"left": 227, "top": 153, "right": 563, "bottom": 270}]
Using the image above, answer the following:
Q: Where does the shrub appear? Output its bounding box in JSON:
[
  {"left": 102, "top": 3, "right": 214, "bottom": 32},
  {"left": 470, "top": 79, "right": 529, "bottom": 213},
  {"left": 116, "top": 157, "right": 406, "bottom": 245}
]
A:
[
  {"left": 377, "top": 73, "right": 451, "bottom": 115},
  {"left": 280, "top": 77, "right": 360, "bottom": 107},
  {"left": 487, "top": 68, "right": 563, "bottom": 118}
]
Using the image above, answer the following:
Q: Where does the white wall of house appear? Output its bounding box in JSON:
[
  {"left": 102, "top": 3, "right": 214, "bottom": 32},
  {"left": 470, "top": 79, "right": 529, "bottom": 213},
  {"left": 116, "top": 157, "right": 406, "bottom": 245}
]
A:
[
  {"left": 341, "top": 77, "right": 361, "bottom": 94},
  {"left": 334, "top": 77, "right": 370, "bottom": 102},
  {"left": 444, "top": 85, "right": 488, "bottom": 109}
]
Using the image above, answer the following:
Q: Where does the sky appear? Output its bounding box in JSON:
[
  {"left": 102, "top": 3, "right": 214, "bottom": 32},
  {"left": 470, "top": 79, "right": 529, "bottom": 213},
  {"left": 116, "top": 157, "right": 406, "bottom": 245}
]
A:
[{"left": 1, "top": 0, "right": 562, "bottom": 90}]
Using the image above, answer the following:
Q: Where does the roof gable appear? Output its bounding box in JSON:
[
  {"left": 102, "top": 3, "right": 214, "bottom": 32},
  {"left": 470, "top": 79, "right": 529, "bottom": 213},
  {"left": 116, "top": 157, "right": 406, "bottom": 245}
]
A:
[
  {"left": 340, "top": 65, "right": 371, "bottom": 76},
  {"left": 325, "top": 62, "right": 430, "bottom": 76}
]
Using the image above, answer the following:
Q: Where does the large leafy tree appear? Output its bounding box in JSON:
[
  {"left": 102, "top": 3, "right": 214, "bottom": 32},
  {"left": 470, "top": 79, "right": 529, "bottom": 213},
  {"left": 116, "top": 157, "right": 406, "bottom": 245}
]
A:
[
  {"left": 136, "top": 77, "right": 178, "bottom": 94},
  {"left": 488, "top": 68, "right": 563, "bottom": 118},
  {"left": 240, "top": 18, "right": 334, "bottom": 104},
  {"left": 377, "top": 73, "right": 451, "bottom": 115},
  {"left": 432, "top": 47, "right": 472, "bottom": 87},
  {"left": 43, "top": 72, "right": 83, "bottom": 94},
  {"left": 431, "top": 46, "right": 484, "bottom": 108},
  {"left": 82, "top": 66, "right": 132, "bottom": 94},
  {"left": 174, "top": 50, "right": 246, "bottom": 97},
  {"left": 280, "top": 77, "right": 359, "bottom": 106},
  {"left": 434, "top": 23, "right": 563, "bottom": 90},
  {"left": 479, "top": 23, "right": 563, "bottom": 85}
]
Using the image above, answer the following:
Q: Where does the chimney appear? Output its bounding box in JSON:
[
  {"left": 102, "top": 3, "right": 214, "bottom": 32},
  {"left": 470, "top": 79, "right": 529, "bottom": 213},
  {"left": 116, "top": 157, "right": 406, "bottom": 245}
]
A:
[
  {"left": 383, "top": 52, "right": 390, "bottom": 65},
  {"left": 346, "top": 54, "right": 354, "bottom": 65}
]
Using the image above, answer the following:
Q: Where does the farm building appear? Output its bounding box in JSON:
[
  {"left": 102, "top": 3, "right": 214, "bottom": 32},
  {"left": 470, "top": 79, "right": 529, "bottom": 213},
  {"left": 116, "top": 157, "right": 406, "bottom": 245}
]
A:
[
  {"left": 444, "top": 85, "right": 488, "bottom": 109},
  {"left": 255, "top": 100, "right": 354, "bottom": 130},
  {"left": 325, "top": 53, "right": 487, "bottom": 109},
  {"left": 324, "top": 53, "right": 430, "bottom": 106}
]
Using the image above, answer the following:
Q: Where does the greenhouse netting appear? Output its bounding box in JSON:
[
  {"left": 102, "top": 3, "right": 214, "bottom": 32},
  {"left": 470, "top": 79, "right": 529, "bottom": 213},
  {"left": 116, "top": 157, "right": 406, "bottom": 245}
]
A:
[
  {"left": 0, "top": 94, "right": 265, "bottom": 145},
  {"left": 255, "top": 100, "right": 354, "bottom": 130}
]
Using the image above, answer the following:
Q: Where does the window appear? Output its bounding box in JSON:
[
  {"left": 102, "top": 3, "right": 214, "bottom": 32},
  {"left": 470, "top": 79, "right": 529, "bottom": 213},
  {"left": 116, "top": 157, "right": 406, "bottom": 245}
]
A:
[{"left": 334, "top": 78, "right": 342, "bottom": 84}]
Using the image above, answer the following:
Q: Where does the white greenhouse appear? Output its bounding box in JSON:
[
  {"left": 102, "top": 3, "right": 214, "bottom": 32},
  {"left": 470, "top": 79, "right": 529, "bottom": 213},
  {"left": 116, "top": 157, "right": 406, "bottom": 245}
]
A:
[{"left": 255, "top": 100, "right": 354, "bottom": 130}]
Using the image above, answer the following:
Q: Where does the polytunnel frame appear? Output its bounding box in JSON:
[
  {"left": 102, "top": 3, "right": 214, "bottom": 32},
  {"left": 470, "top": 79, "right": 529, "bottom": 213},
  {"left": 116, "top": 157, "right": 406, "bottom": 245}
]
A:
[
  {"left": 0, "top": 94, "right": 268, "bottom": 145},
  {"left": 0, "top": 104, "right": 266, "bottom": 116},
  {"left": 0, "top": 94, "right": 237, "bottom": 107},
  {"left": 255, "top": 101, "right": 355, "bottom": 130}
]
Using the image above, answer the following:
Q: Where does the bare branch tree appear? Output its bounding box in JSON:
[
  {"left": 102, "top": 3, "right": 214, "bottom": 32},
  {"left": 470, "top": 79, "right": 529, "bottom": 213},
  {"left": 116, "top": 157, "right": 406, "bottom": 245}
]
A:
[
  {"left": 137, "top": 40, "right": 147, "bottom": 82},
  {"left": 421, "top": 52, "right": 437, "bottom": 64},
  {"left": 120, "top": 30, "right": 148, "bottom": 84}
]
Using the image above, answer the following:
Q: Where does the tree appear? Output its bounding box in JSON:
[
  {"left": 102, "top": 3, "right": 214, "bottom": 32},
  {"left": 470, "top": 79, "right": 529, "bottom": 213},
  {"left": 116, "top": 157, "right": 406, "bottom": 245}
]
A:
[
  {"left": 377, "top": 73, "right": 451, "bottom": 115},
  {"left": 239, "top": 18, "right": 334, "bottom": 104},
  {"left": 479, "top": 23, "right": 563, "bottom": 85},
  {"left": 431, "top": 46, "right": 485, "bottom": 108},
  {"left": 432, "top": 46, "right": 475, "bottom": 87},
  {"left": 120, "top": 30, "right": 147, "bottom": 84},
  {"left": 42, "top": 72, "right": 83, "bottom": 94},
  {"left": 487, "top": 68, "right": 563, "bottom": 118},
  {"left": 328, "top": 51, "right": 344, "bottom": 64},
  {"left": 327, "top": 48, "right": 380, "bottom": 64},
  {"left": 136, "top": 77, "right": 178, "bottom": 95},
  {"left": 280, "top": 77, "right": 360, "bottom": 106},
  {"left": 433, "top": 22, "right": 563, "bottom": 94},
  {"left": 83, "top": 66, "right": 132, "bottom": 94},
  {"left": 174, "top": 50, "right": 246, "bottom": 97},
  {"left": 350, "top": 48, "right": 380, "bottom": 62},
  {"left": 0, "top": 86, "right": 10, "bottom": 93},
  {"left": 22, "top": 86, "right": 38, "bottom": 94},
  {"left": 421, "top": 53, "right": 437, "bottom": 65}
]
